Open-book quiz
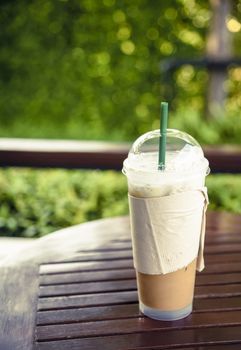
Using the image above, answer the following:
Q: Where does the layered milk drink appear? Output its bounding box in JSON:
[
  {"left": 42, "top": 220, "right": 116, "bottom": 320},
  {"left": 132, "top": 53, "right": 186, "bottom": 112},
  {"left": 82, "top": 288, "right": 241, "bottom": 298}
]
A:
[{"left": 123, "top": 129, "right": 209, "bottom": 321}]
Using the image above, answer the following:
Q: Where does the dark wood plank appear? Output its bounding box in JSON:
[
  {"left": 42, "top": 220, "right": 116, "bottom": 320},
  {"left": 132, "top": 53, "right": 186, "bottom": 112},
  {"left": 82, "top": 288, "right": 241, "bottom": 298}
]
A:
[
  {"left": 0, "top": 139, "right": 129, "bottom": 170},
  {"left": 34, "top": 325, "right": 241, "bottom": 350},
  {"left": 204, "top": 145, "right": 241, "bottom": 173},
  {"left": 38, "top": 291, "right": 138, "bottom": 310},
  {"left": 39, "top": 261, "right": 241, "bottom": 281},
  {"left": 36, "top": 293, "right": 241, "bottom": 325},
  {"left": 39, "top": 240, "right": 241, "bottom": 268},
  {"left": 39, "top": 259, "right": 133, "bottom": 275},
  {"left": 37, "top": 295, "right": 241, "bottom": 324},
  {"left": 179, "top": 346, "right": 241, "bottom": 350},
  {"left": 180, "top": 347, "right": 241, "bottom": 350},
  {"left": 39, "top": 280, "right": 137, "bottom": 297},
  {"left": 39, "top": 269, "right": 135, "bottom": 285},
  {"left": 205, "top": 243, "right": 241, "bottom": 254},
  {"left": 205, "top": 253, "right": 241, "bottom": 263},
  {"left": 39, "top": 258, "right": 241, "bottom": 276},
  {"left": 1, "top": 139, "right": 241, "bottom": 173},
  {"left": 40, "top": 250, "right": 241, "bottom": 265},
  {"left": 39, "top": 253, "right": 241, "bottom": 275},
  {"left": 197, "top": 272, "right": 241, "bottom": 285},
  {"left": 38, "top": 233, "right": 241, "bottom": 266},
  {"left": 39, "top": 277, "right": 241, "bottom": 297},
  {"left": 202, "top": 262, "right": 241, "bottom": 274},
  {"left": 38, "top": 283, "right": 241, "bottom": 311},
  {"left": 73, "top": 244, "right": 132, "bottom": 253},
  {"left": 37, "top": 304, "right": 140, "bottom": 325},
  {"left": 194, "top": 296, "right": 241, "bottom": 311},
  {"left": 195, "top": 284, "right": 241, "bottom": 298},
  {"left": 39, "top": 267, "right": 241, "bottom": 286},
  {"left": 47, "top": 250, "right": 133, "bottom": 263},
  {"left": 205, "top": 234, "right": 241, "bottom": 244},
  {"left": 0, "top": 264, "right": 40, "bottom": 350},
  {"left": 206, "top": 211, "right": 241, "bottom": 230},
  {"left": 36, "top": 310, "right": 241, "bottom": 341}
]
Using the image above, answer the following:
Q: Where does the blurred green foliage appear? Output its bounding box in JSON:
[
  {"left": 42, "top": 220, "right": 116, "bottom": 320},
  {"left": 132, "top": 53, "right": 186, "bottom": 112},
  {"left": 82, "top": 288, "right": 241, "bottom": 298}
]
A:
[
  {"left": 206, "top": 174, "right": 241, "bottom": 213},
  {"left": 169, "top": 109, "right": 241, "bottom": 145},
  {"left": 0, "top": 168, "right": 128, "bottom": 237},
  {"left": 0, "top": 168, "right": 240, "bottom": 238},
  {"left": 0, "top": 0, "right": 241, "bottom": 141}
]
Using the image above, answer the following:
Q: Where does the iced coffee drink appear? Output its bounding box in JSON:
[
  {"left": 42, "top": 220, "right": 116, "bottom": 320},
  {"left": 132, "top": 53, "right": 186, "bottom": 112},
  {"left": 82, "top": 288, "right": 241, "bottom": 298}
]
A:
[{"left": 123, "top": 129, "right": 209, "bottom": 321}]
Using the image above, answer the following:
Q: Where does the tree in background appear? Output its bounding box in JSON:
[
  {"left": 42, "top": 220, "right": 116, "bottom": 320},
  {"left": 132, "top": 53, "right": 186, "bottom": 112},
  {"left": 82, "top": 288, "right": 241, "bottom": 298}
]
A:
[
  {"left": 0, "top": 0, "right": 241, "bottom": 141},
  {"left": 206, "top": 0, "right": 233, "bottom": 118}
]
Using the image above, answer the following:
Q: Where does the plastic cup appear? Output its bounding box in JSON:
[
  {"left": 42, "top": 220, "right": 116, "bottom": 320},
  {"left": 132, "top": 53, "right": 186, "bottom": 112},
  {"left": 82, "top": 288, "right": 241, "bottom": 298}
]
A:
[{"left": 123, "top": 128, "right": 209, "bottom": 321}]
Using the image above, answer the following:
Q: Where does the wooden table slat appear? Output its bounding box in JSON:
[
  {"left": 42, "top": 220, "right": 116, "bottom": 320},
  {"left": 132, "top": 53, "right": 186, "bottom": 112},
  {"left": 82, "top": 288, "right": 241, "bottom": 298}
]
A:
[
  {"left": 39, "top": 259, "right": 133, "bottom": 275},
  {"left": 38, "top": 290, "right": 138, "bottom": 310},
  {"left": 39, "top": 268, "right": 241, "bottom": 286},
  {"left": 34, "top": 325, "right": 241, "bottom": 350},
  {"left": 36, "top": 296, "right": 241, "bottom": 326},
  {"left": 204, "top": 253, "right": 241, "bottom": 263},
  {"left": 38, "top": 280, "right": 241, "bottom": 298},
  {"left": 40, "top": 259, "right": 241, "bottom": 276},
  {"left": 42, "top": 241, "right": 241, "bottom": 264},
  {"left": 177, "top": 346, "right": 241, "bottom": 350},
  {"left": 202, "top": 262, "right": 241, "bottom": 274},
  {"left": 36, "top": 310, "right": 241, "bottom": 341},
  {"left": 40, "top": 250, "right": 241, "bottom": 266},
  {"left": 37, "top": 304, "right": 140, "bottom": 326},
  {"left": 44, "top": 250, "right": 133, "bottom": 263},
  {"left": 204, "top": 234, "right": 241, "bottom": 243},
  {"left": 38, "top": 284, "right": 241, "bottom": 311},
  {"left": 39, "top": 280, "right": 137, "bottom": 297},
  {"left": 41, "top": 252, "right": 241, "bottom": 275},
  {"left": 205, "top": 243, "right": 241, "bottom": 254},
  {"left": 39, "top": 269, "right": 136, "bottom": 285},
  {"left": 194, "top": 296, "right": 241, "bottom": 311},
  {"left": 197, "top": 272, "right": 241, "bottom": 285},
  {"left": 41, "top": 234, "right": 241, "bottom": 265}
]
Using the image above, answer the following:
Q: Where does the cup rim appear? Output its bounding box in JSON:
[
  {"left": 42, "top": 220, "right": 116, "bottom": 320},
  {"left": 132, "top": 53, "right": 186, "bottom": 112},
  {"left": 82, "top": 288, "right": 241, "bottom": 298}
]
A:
[{"left": 122, "top": 157, "right": 210, "bottom": 176}]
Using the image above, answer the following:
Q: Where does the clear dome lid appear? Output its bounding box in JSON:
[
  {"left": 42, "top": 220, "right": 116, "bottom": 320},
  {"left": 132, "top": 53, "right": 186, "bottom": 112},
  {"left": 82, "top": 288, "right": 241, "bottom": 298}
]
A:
[{"left": 123, "top": 128, "right": 209, "bottom": 175}]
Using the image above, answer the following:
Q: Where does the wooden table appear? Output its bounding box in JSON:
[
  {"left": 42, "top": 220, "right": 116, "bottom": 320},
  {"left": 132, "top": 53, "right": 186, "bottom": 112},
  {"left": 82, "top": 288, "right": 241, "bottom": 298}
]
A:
[{"left": 1, "top": 211, "right": 241, "bottom": 350}]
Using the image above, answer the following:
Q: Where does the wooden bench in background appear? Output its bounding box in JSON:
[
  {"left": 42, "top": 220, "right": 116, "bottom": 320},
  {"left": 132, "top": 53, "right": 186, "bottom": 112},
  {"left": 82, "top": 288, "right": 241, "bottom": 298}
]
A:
[{"left": 0, "top": 138, "right": 241, "bottom": 173}]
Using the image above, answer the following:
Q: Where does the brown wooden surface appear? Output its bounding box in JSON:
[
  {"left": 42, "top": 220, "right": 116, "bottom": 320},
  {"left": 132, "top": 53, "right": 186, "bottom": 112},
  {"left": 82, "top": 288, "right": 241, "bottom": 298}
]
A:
[
  {"left": 0, "top": 138, "right": 129, "bottom": 170},
  {"left": 0, "top": 264, "right": 39, "bottom": 350},
  {"left": 0, "top": 138, "right": 241, "bottom": 172},
  {"left": 1, "top": 211, "right": 241, "bottom": 350}
]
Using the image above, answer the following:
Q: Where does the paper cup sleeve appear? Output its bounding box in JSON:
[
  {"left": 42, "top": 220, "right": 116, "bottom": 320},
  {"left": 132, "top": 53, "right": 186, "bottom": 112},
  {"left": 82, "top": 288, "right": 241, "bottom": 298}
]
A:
[{"left": 128, "top": 188, "right": 209, "bottom": 274}]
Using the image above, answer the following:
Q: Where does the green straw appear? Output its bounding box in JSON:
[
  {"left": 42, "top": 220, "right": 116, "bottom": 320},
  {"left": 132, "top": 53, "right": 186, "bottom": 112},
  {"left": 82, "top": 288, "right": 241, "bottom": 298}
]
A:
[{"left": 158, "top": 102, "right": 168, "bottom": 170}]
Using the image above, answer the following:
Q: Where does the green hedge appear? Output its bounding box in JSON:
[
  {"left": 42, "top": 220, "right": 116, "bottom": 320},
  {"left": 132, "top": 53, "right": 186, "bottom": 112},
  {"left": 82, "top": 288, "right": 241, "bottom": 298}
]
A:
[{"left": 0, "top": 168, "right": 240, "bottom": 238}]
